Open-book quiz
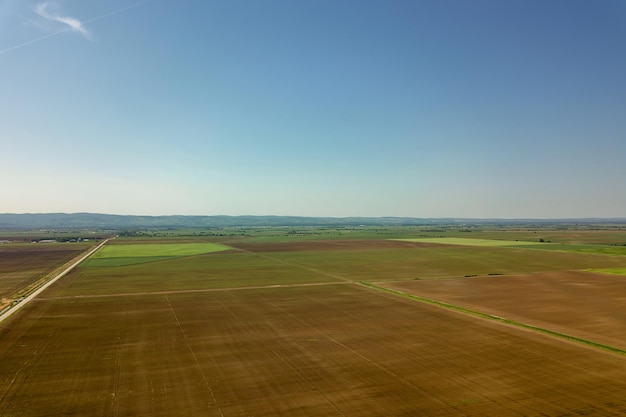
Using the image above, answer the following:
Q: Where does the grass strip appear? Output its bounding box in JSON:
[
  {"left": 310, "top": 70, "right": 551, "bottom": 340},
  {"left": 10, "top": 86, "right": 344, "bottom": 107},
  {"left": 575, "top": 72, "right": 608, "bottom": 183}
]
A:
[
  {"left": 359, "top": 281, "right": 626, "bottom": 357},
  {"left": 511, "top": 244, "right": 626, "bottom": 256},
  {"left": 589, "top": 267, "right": 626, "bottom": 276},
  {"left": 393, "top": 238, "right": 549, "bottom": 247}
]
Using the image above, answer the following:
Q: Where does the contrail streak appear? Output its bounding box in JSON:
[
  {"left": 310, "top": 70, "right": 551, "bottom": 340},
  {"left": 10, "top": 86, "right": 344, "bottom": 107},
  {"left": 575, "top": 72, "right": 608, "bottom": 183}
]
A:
[
  {"left": 82, "top": 0, "right": 152, "bottom": 25},
  {"left": 0, "top": 0, "right": 152, "bottom": 56}
]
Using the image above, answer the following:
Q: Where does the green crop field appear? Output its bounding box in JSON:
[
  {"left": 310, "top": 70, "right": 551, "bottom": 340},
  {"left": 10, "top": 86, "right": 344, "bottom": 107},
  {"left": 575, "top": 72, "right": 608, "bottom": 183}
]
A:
[
  {"left": 513, "top": 243, "right": 626, "bottom": 256},
  {"left": 590, "top": 267, "right": 626, "bottom": 276}
]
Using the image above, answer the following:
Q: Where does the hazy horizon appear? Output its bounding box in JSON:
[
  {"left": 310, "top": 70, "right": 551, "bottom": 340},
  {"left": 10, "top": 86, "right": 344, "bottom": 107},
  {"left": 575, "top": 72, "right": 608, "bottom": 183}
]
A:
[
  {"left": 3, "top": 212, "right": 626, "bottom": 221},
  {"left": 2, "top": 1, "right": 625, "bottom": 218}
]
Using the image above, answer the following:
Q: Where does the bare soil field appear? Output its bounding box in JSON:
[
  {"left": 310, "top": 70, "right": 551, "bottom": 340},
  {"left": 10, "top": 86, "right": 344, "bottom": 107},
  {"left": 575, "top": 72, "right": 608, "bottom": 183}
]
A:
[
  {"left": 3, "top": 284, "right": 626, "bottom": 416},
  {"left": 0, "top": 243, "right": 91, "bottom": 309},
  {"left": 384, "top": 270, "right": 626, "bottom": 351}
]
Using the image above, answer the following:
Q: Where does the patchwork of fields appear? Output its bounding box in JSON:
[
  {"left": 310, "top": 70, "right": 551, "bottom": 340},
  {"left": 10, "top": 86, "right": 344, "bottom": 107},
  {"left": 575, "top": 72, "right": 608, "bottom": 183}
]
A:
[{"left": 2, "top": 230, "right": 626, "bottom": 416}]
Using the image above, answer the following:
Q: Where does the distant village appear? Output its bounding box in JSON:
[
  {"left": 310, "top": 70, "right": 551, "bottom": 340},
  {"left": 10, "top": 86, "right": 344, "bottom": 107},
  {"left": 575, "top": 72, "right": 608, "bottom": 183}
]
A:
[
  {"left": 32, "top": 238, "right": 89, "bottom": 244},
  {"left": 0, "top": 238, "right": 90, "bottom": 244}
]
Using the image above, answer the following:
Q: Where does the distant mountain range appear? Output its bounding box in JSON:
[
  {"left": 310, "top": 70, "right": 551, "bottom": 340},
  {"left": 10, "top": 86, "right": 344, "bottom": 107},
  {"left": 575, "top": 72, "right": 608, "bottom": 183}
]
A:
[{"left": 1, "top": 213, "right": 625, "bottom": 230}]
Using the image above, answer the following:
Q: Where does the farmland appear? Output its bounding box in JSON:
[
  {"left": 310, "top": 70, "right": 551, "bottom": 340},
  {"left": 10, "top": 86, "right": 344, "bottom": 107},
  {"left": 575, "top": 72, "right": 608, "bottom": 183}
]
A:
[
  {"left": 0, "top": 240, "right": 94, "bottom": 310},
  {"left": 2, "top": 226, "right": 626, "bottom": 415},
  {"left": 384, "top": 270, "right": 626, "bottom": 351}
]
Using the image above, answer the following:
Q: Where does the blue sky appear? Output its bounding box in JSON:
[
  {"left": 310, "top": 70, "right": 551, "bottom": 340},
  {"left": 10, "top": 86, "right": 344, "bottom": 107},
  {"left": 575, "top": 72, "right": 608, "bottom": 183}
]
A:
[{"left": 1, "top": 0, "right": 625, "bottom": 218}]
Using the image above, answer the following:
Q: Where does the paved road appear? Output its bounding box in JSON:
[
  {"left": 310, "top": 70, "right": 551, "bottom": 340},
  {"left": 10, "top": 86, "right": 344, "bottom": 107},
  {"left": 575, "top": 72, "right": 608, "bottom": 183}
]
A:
[{"left": 0, "top": 238, "right": 111, "bottom": 325}]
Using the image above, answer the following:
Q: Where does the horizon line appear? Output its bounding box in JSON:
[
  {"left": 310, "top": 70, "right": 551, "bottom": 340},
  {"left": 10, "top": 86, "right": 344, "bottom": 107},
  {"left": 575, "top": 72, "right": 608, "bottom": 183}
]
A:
[{"left": 1, "top": 212, "right": 626, "bottom": 221}]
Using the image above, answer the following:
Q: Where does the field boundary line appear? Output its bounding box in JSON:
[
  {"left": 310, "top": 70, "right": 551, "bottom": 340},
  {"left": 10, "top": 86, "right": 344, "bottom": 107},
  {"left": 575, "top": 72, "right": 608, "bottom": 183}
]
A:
[
  {"left": 36, "top": 281, "right": 352, "bottom": 300},
  {"left": 359, "top": 282, "right": 626, "bottom": 357},
  {"left": 0, "top": 238, "right": 112, "bottom": 325}
]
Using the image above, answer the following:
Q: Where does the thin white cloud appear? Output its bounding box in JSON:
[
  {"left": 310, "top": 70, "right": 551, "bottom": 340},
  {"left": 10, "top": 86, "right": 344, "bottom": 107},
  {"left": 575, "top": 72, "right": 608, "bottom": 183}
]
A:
[
  {"left": 0, "top": 0, "right": 150, "bottom": 55},
  {"left": 34, "top": 2, "right": 92, "bottom": 40}
]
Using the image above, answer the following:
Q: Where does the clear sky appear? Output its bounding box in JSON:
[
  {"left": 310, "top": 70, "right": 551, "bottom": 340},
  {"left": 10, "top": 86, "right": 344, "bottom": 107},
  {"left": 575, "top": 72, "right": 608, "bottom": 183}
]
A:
[{"left": 1, "top": 0, "right": 625, "bottom": 218}]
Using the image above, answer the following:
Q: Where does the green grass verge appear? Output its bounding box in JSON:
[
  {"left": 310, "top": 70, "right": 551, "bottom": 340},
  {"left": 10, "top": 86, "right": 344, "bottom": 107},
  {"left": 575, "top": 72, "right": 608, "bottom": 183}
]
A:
[
  {"left": 589, "top": 267, "right": 626, "bottom": 276},
  {"left": 91, "top": 242, "right": 231, "bottom": 259},
  {"left": 360, "top": 282, "right": 626, "bottom": 357},
  {"left": 513, "top": 244, "right": 626, "bottom": 256}
]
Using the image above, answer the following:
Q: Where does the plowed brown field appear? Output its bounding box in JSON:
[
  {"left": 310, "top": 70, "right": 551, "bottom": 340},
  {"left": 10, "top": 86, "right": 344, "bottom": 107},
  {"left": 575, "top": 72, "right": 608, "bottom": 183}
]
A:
[
  {"left": 4, "top": 235, "right": 626, "bottom": 416},
  {"left": 3, "top": 284, "right": 626, "bottom": 416},
  {"left": 384, "top": 270, "right": 626, "bottom": 351},
  {"left": 0, "top": 244, "right": 90, "bottom": 309}
]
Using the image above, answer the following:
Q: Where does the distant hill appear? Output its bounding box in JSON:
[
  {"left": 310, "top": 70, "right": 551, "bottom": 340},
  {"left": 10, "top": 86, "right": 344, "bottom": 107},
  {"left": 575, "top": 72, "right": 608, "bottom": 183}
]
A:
[
  {"left": 1, "top": 213, "right": 625, "bottom": 230},
  {"left": 0, "top": 213, "right": 445, "bottom": 229}
]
